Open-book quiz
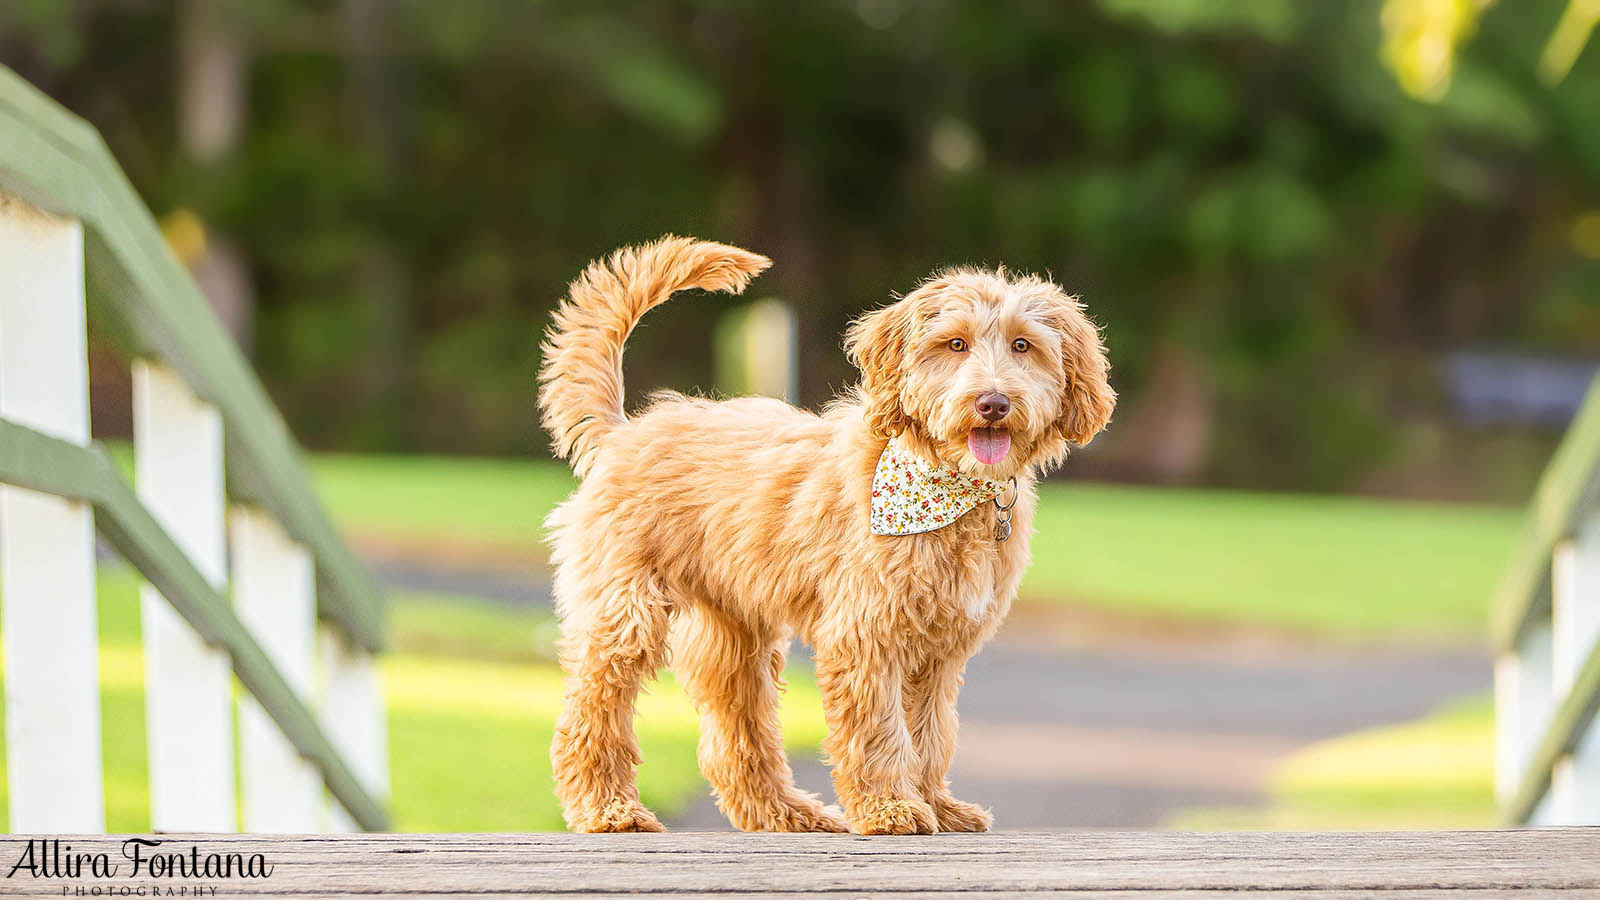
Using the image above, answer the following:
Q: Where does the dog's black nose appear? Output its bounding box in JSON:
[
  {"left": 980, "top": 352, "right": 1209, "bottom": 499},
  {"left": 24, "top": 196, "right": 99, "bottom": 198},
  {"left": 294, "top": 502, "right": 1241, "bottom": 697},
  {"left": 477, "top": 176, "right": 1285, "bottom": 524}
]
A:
[{"left": 976, "top": 392, "right": 1011, "bottom": 423}]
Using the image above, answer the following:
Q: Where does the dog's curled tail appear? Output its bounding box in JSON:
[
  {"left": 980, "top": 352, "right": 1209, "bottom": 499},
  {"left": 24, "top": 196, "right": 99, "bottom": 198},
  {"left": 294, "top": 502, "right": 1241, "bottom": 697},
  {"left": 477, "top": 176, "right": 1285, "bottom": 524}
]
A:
[{"left": 538, "top": 236, "right": 771, "bottom": 476}]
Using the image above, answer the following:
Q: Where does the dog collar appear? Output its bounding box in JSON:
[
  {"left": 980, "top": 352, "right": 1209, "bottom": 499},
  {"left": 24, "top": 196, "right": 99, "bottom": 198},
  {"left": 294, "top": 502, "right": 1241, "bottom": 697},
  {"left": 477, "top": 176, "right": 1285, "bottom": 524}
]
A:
[{"left": 870, "top": 437, "right": 1014, "bottom": 538}]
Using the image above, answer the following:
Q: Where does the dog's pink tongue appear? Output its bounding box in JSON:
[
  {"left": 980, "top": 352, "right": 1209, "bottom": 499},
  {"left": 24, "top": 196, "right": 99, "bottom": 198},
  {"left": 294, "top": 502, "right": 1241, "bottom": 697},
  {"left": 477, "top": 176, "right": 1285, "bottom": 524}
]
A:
[{"left": 967, "top": 428, "right": 1011, "bottom": 465}]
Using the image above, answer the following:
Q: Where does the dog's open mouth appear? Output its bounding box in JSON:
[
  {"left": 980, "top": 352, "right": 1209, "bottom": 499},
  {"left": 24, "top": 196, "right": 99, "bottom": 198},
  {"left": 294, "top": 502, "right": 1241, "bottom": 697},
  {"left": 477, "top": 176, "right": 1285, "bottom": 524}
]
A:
[{"left": 967, "top": 427, "right": 1011, "bottom": 465}]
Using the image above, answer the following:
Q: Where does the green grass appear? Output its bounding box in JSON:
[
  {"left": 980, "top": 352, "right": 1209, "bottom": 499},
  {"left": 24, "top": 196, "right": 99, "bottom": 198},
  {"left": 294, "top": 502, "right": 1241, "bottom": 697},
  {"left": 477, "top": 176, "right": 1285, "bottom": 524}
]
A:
[
  {"left": 1171, "top": 695, "right": 1495, "bottom": 830},
  {"left": 308, "top": 454, "right": 1523, "bottom": 641},
  {"left": 310, "top": 454, "right": 575, "bottom": 552},
  {"left": 385, "top": 591, "right": 561, "bottom": 663},
  {"left": 1026, "top": 486, "right": 1520, "bottom": 640},
  {"left": 0, "top": 569, "right": 827, "bottom": 832},
  {"left": 381, "top": 646, "right": 826, "bottom": 832}
]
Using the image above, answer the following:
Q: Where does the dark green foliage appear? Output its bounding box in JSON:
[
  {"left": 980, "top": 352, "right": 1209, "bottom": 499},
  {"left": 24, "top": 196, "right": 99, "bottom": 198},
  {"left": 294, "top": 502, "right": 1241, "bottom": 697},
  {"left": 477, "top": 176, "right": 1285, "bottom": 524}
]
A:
[{"left": 2, "top": 0, "right": 1596, "bottom": 492}]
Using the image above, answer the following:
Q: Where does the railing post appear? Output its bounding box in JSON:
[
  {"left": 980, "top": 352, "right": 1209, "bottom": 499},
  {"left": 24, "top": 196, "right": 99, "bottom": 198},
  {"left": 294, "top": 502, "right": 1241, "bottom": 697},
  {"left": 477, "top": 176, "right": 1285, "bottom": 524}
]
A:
[
  {"left": 1494, "top": 650, "right": 1521, "bottom": 806},
  {"left": 0, "top": 196, "right": 104, "bottom": 831},
  {"left": 1554, "top": 728, "right": 1600, "bottom": 826},
  {"left": 231, "top": 506, "right": 322, "bottom": 831},
  {"left": 1549, "top": 517, "right": 1600, "bottom": 823},
  {"left": 134, "top": 360, "right": 237, "bottom": 831},
  {"left": 1497, "top": 613, "right": 1555, "bottom": 816},
  {"left": 319, "top": 626, "right": 388, "bottom": 832}
]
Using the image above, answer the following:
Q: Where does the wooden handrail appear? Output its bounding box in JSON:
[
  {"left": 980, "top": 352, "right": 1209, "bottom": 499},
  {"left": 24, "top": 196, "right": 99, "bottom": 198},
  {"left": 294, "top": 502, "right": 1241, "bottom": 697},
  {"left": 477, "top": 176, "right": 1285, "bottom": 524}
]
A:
[
  {"left": 0, "top": 418, "right": 388, "bottom": 831},
  {"left": 1493, "top": 376, "right": 1600, "bottom": 654},
  {"left": 1502, "top": 636, "right": 1600, "bottom": 824},
  {"left": 0, "top": 66, "right": 382, "bottom": 652},
  {"left": 1494, "top": 372, "right": 1600, "bottom": 824}
]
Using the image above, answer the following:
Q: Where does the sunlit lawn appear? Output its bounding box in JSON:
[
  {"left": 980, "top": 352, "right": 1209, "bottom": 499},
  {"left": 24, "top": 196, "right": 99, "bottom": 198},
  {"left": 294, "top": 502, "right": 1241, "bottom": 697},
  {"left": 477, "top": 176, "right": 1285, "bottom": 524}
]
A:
[
  {"left": 310, "top": 453, "right": 1523, "bottom": 642},
  {"left": 1027, "top": 485, "right": 1519, "bottom": 641},
  {"left": 1171, "top": 695, "right": 1495, "bottom": 830},
  {"left": 0, "top": 572, "right": 828, "bottom": 831},
  {"left": 309, "top": 454, "right": 575, "bottom": 554}
]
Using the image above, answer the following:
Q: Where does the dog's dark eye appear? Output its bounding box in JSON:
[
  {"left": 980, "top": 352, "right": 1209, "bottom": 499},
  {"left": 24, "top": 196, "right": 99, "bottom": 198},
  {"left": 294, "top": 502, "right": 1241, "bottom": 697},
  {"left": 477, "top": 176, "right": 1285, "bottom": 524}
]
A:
[
  {"left": 948, "top": 338, "right": 968, "bottom": 352},
  {"left": 1012, "top": 338, "right": 1030, "bottom": 353}
]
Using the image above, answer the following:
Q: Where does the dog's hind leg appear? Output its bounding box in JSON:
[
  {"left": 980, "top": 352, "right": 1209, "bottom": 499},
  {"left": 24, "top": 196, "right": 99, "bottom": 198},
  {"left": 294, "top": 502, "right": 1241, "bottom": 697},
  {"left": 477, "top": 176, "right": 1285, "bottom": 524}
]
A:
[
  {"left": 673, "top": 606, "right": 848, "bottom": 832},
  {"left": 550, "top": 572, "right": 672, "bottom": 833}
]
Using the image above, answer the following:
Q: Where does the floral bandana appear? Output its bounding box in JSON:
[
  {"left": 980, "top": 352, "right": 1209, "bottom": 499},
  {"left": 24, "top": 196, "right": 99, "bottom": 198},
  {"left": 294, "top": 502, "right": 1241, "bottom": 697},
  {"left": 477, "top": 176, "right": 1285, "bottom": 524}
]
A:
[{"left": 870, "top": 437, "right": 1012, "bottom": 537}]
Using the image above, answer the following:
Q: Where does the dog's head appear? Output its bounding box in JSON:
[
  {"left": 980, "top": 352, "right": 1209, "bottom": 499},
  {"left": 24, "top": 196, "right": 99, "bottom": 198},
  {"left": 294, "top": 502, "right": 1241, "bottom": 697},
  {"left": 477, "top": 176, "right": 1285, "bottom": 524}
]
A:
[{"left": 844, "top": 268, "right": 1114, "bottom": 477}]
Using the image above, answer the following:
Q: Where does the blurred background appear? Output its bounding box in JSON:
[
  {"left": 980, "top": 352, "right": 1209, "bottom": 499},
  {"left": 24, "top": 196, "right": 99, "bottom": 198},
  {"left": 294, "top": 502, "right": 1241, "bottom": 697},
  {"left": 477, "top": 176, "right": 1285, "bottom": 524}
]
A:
[{"left": 1, "top": 0, "right": 1597, "bottom": 831}]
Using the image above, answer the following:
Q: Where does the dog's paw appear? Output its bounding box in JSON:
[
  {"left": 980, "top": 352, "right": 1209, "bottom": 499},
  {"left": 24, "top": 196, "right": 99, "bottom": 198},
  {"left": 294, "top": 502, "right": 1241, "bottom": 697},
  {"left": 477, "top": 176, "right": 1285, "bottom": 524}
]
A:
[
  {"left": 572, "top": 798, "right": 667, "bottom": 833},
  {"left": 932, "top": 796, "right": 993, "bottom": 833},
  {"left": 849, "top": 796, "right": 936, "bottom": 835},
  {"left": 777, "top": 801, "right": 849, "bottom": 833},
  {"left": 724, "top": 793, "right": 851, "bottom": 832}
]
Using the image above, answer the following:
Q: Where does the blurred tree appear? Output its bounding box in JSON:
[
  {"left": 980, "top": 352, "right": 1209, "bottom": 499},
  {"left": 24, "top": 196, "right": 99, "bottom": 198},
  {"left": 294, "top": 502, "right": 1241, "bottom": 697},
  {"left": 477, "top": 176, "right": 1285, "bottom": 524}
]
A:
[
  {"left": 1, "top": 0, "right": 1596, "bottom": 496},
  {"left": 175, "top": 0, "right": 254, "bottom": 346}
]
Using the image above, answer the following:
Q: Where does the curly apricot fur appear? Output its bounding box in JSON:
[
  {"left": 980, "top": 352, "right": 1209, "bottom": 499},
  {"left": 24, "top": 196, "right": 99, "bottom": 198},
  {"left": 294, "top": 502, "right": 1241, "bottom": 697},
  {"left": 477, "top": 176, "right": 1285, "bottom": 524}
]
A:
[{"left": 539, "top": 238, "right": 1113, "bottom": 834}]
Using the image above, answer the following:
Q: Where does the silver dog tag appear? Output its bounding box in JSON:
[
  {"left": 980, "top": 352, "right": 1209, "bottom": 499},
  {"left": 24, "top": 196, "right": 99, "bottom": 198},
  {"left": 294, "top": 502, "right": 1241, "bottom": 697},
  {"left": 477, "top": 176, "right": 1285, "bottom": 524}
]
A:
[{"left": 992, "top": 477, "right": 1017, "bottom": 543}]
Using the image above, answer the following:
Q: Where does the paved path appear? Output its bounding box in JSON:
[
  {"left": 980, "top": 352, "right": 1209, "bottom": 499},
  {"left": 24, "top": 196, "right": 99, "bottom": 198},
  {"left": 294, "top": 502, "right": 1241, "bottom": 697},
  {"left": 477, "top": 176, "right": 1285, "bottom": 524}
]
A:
[
  {"left": 371, "top": 557, "right": 1490, "bottom": 830},
  {"left": 675, "top": 639, "right": 1487, "bottom": 829}
]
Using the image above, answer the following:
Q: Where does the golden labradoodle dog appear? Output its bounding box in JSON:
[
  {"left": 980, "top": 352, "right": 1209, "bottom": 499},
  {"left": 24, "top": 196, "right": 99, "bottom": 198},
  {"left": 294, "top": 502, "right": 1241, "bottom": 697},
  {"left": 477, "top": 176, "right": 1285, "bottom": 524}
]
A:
[{"left": 538, "top": 236, "right": 1114, "bottom": 834}]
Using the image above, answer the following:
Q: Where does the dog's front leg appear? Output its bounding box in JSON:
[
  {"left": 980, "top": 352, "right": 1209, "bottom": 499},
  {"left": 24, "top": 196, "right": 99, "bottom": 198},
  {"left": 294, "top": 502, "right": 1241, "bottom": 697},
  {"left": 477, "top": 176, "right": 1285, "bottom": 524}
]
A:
[
  {"left": 814, "top": 641, "right": 936, "bottom": 835},
  {"left": 905, "top": 655, "right": 993, "bottom": 832}
]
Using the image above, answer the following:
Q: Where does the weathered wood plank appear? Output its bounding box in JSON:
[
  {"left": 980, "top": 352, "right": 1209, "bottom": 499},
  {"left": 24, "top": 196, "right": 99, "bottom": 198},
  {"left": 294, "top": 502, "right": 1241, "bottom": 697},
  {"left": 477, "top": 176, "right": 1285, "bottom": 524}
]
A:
[{"left": 0, "top": 832, "right": 1593, "bottom": 897}]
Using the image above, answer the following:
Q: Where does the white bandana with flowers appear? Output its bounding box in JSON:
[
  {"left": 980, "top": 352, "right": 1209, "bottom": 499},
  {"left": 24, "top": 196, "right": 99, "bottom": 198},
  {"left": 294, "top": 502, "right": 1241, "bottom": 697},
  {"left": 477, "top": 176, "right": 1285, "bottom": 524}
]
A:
[{"left": 869, "top": 437, "right": 1009, "bottom": 536}]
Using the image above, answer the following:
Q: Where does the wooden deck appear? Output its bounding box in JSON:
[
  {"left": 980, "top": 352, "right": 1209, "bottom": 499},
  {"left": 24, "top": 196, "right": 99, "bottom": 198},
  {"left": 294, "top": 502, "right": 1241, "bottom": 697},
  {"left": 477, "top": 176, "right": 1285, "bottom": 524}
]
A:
[{"left": 1, "top": 830, "right": 1595, "bottom": 897}]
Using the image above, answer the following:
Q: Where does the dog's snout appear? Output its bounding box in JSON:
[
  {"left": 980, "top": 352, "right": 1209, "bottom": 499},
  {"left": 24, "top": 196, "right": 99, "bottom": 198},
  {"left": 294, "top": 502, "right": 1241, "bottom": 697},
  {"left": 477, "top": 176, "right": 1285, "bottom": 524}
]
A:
[{"left": 975, "top": 392, "right": 1011, "bottom": 423}]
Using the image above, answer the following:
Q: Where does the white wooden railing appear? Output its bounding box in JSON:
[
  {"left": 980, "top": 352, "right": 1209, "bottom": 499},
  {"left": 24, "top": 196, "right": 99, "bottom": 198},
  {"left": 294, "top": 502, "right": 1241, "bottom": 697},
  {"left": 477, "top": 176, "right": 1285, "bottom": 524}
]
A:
[
  {"left": 1495, "top": 376, "right": 1600, "bottom": 825},
  {"left": 0, "top": 67, "right": 387, "bottom": 832}
]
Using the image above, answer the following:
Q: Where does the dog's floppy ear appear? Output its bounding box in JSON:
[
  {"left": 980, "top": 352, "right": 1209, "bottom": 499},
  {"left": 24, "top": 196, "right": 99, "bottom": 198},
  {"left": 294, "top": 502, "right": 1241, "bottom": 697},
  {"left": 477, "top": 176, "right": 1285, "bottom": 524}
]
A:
[
  {"left": 1047, "top": 293, "right": 1116, "bottom": 448},
  {"left": 844, "top": 297, "right": 918, "bottom": 440}
]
